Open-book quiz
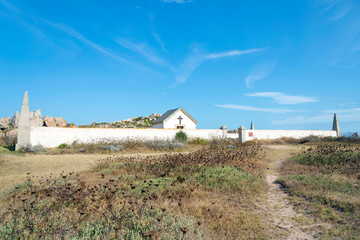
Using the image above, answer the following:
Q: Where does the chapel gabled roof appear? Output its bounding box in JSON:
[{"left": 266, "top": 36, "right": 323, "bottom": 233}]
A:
[{"left": 152, "top": 107, "right": 197, "bottom": 125}]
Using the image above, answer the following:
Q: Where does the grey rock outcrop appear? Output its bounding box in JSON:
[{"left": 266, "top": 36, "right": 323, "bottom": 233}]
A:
[
  {"left": 10, "top": 111, "right": 20, "bottom": 128},
  {"left": 5, "top": 129, "right": 18, "bottom": 145},
  {"left": 31, "top": 118, "right": 44, "bottom": 127},
  {"left": 30, "top": 109, "right": 44, "bottom": 127},
  {"left": 24, "top": 144, "right": 46, "bottom": 153},
  {"left": 43, "top": 116, "right": 56, "bottom": 127},
  {"left": 0, "top": 117, "right": 11, "bottom": 129},
  {"left": 54, "top": 117, "right": 66, "bottom": 127},
  {"left": 79, "top": 148, "right": 86, "bottom": 153},
  {"left": 30, "top": 109, "right": 42, "bottom": 120}
]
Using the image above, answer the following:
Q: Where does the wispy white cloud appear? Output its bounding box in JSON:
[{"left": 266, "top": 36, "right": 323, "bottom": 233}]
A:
[
  {"left": 205, "top": 48, "right": 265, "bottom": 60},
  {"left": 172, "top": 47, "right": 265, "bottom": 85},
  {"left": 0, "top": 0, "right": 131, "bottom": 64},
  {"left": 162, "top": 0, "right": 193, "bottom": 3},
  {"left": 313, "top": 0, "right": 360, "bottom": 67},
  {"left": 0, "top": 0, "right": 19, "bottom": 13},
  {"left": 273, "top": 108, "right": 360, "bottom": 124},
  {"left": 116, "top": 38, "right": 264, "bottom": 85},
  {"left": 245, "top": 62, "right": 276, "bottom": 89},
  {"left": 246, "top": 92, "right": 318, "bottom": 105},
  {"left": 116, "top": 38, "right": 168, "bottom": 66},
  {"left": 314, "top": 0, "right": 352, "bottom": 22},
  {"left": 215, "top": 104, "right": 296, "bottom": 113},
  {"left": 329, "top": 4, "right": 351, "bottom": 21},
  {"left": 42, "top": 20, "right": 130, "bottom": 63},
  {"left": 0, "top": 0, "right": 47, "bottom": 39},
  {"left": 150, "top": 15, "right": 168, "bottom": 53},
  {"left": 171, "top": 48, "right": 204, "bottom": 84},
  {"left": 152, "top": 32, "right": 167, "bottom": 53}
]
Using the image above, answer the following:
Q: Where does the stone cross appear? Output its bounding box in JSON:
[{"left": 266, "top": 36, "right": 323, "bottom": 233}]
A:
[{"left": 178, "top": 116, "right": 183, "bottom": 124}]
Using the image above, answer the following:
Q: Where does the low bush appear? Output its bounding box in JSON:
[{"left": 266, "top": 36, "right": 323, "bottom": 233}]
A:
[
  {"left": 190, "top": 137, "right": 209, "bottom": 145},
  {"left": 58, "top": 143, "right": 68, "bottom": 149},
  {"left": 21, "top": 144, "right": 47, "bottom": 153},
  {"left": 175, "top": 131, "right": 188, "bottom": 142},
  {"left": 299, "top": 135, "right": 320, "bottom": 144},
  {"left": 146, "top": 141, "right": 185, "bottom": 150}
]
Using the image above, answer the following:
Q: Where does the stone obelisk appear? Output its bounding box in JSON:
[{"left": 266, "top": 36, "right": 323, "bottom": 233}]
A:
[
  {"left": 250, "top": 121, "right": 254, "bottom": 130},
  {"left": 332, "top": 113, "right": 341, "bottom": 137},
  {"left": 16, "top": 91, "right": 31, "bottom": 150}
]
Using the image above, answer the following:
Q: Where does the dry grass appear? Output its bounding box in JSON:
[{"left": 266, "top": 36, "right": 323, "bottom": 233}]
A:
[
  {"left": 278, "top": 143, "right": 360, "bottom": 239},
  {"left": 0, "top": 143, "right": 270, "bottom": 239},
  {"left": 0, "top": 152, "right": 174, "bottom": 196}
]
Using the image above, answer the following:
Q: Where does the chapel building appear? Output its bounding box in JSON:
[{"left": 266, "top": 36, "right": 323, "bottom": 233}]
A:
[{"left": 152, "top": 108, "right": 197, "bottom": 129}]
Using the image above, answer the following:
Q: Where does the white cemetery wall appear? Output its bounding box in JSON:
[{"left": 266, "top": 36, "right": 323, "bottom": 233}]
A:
[
  {"left": 163, "top": 111, "right": 196, "bottom": 129},
  {"left": 30, "top": 127, "right": 223, "bottom": 148},
  {"left": 239, "top": 129, "right": 337, "bottom": 143},
  {"left": 227, "top": 133, "right": 239, "bottom": 139}
]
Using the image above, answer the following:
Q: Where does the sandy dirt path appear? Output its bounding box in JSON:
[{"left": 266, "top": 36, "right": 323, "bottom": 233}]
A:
[
  {"left": 263, "top": 145, "right": 316, "bottom": 240},
  {"left": 0, "top": 152, "right": 169, "bottom": 195}
]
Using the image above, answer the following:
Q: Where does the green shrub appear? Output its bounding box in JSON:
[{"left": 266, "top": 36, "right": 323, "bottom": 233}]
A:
[
  {"left": 58, "top": 143, "right": 68, "bottom": 149},
  {"left": 194, "top": 137, "right": 208, "bottom": 145},
  {"left": 175, "top": 131, "right": 188, "bottom": 142}
]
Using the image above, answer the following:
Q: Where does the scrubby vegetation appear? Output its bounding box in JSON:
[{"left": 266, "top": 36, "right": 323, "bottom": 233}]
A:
[
  {"left": 0, "top": 143, "right": 269, "bottom": 239},
  {"left": 175, "top": 131, "right": 188, "bottom": 142},
  {"left": 278, "top": 143, "right": 360, "bottom": 238}
]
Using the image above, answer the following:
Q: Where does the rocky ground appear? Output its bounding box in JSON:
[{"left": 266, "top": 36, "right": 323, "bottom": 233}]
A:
[{"left": 0, "top": 110, "right": 67, "bottom": 143}]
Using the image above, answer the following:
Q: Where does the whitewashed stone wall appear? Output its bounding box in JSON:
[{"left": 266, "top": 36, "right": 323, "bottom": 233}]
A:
[
  {"left": 227, "top": 133, "right": 239, "bottom": 139},
  {"left": 239, "top": 129, "right": 337, "bottom": 143},
  {"left": 30, "top": 127, "right": 224, "bottom": 148}
]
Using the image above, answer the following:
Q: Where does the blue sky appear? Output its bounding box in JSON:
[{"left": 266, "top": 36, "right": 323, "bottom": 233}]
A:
[{"left": 0, "top": 0, "right": 359, "bottom": 132}]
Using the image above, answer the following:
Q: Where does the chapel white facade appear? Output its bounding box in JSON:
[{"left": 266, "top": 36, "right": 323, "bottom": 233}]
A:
[{"left": 152, "top": 108, "right": 197, "bottom": 129}]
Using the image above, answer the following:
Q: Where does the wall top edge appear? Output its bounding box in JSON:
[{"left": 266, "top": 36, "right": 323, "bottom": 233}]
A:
[
  {"left": 31, "top": 127, "right": 223, "bottom": 131},
  {"left": 242, "top": 129, "right": 336, "bottom": 132}
]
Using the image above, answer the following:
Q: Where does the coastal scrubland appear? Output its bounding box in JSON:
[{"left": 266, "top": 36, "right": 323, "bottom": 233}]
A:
[{"left": 0, "top": 137, "right": 359, "bottom": 239}]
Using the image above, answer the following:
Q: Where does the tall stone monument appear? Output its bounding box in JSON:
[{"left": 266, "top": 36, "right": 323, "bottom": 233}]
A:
[
  {"left": 15, "top": 92, "right": 31, "bottom": 150},
  {"left": 332, "top": 113, "right": 341, "bottom": 137},
  {"left": 250, "top": 121, "right": 254, "bottom": 130}
]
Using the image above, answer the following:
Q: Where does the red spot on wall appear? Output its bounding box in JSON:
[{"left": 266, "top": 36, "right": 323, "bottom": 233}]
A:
[{"left": 249, "top": 132, "right": 253, "bottom": 137}]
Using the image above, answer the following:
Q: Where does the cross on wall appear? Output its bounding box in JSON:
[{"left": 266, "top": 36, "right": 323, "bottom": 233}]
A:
[{"left": 178, "top": 116, "right": 183, "bottom": 124}]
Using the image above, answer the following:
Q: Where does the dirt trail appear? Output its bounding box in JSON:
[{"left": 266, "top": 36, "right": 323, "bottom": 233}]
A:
[{"left": 263, "top": 145, "right": 316, "bottom": 240}]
